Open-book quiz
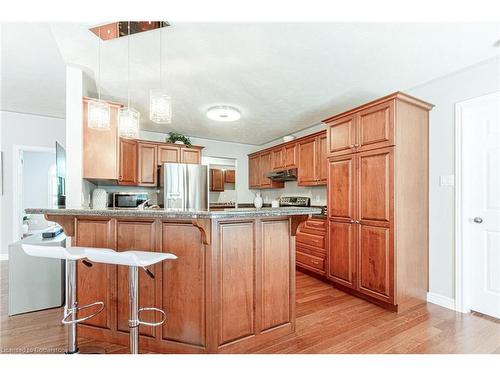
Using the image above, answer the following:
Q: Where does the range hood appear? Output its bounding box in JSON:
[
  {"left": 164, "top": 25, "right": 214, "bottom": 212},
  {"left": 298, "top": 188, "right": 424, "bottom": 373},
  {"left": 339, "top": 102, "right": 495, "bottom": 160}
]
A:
[{"left": 265, "top": 168, "right": 298, "bottom": 182}]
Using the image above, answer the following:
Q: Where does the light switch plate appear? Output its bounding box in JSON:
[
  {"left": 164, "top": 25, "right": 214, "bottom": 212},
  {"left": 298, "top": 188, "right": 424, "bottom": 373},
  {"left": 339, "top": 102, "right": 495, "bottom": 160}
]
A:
[{"left": 440, "top": 175, "right": 455, "bottom": 186}]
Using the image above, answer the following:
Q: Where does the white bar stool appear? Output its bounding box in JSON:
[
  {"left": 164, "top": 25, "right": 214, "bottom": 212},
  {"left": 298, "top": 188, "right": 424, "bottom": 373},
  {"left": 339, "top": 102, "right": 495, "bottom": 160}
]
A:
[
  {"left": 21, "top": 245, "right": 106, "bottom": 354},
  {"left": 85, "top": 248, "right": 177, "bottom": 354}
]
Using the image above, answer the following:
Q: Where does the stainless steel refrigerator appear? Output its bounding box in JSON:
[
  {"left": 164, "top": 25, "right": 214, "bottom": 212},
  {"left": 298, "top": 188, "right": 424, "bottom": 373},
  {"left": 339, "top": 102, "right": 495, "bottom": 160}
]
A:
[{"left": 158, "top": 163, "right": 208, "bottom": 210}]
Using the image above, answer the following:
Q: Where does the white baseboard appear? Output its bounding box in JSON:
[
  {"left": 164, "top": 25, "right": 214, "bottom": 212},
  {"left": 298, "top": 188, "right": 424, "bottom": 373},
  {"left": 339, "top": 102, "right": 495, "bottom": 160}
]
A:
[
  {"left": 427, "top": 292, "right": 456, "bottom": 311},
  {"left": 0, "top": 254, "right": 8, "bottom": 261}
]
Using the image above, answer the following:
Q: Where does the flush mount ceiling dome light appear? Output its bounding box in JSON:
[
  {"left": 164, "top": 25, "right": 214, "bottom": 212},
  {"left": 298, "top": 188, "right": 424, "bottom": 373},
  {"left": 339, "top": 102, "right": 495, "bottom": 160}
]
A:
[{"left": 206, "top": 106, "right": 241, "bottom": 122}]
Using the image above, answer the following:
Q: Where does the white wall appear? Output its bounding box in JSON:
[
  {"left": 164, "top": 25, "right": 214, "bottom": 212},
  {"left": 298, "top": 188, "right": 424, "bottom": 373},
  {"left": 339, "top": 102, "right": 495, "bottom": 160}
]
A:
[
  {"left": 0, "top": 111, "right": 65, "bottom": 257},
  {"left": 406, "top": 56, "right": 500, "bottom": 300},
  {"left": 139, "top": 130, "right": 259, "bottom": 203},
  {"left": 22, "top": 150, "right": 56, "bottom": 230}
]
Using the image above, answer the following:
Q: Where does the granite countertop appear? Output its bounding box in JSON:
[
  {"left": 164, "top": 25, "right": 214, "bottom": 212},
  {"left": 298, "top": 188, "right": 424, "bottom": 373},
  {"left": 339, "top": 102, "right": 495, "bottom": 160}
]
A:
[{"left": 26, "top": 206, "right": 322, "bottom": 219}]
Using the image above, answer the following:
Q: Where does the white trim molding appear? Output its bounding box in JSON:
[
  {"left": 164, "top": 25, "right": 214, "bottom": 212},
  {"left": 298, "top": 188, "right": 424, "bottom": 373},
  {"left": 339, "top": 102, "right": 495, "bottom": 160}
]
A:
[
  {"left": 427, "top": 292, "right": 456, "bottom": 311},
  {"left": 0, "top": 254, "right": 9, "bottom": 261}
]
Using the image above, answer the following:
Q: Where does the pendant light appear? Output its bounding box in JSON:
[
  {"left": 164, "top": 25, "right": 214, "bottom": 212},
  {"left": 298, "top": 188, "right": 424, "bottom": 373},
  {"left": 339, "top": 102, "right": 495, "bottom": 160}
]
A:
[
  {"left": 119, "top": 22, "right": 140, "bottom": 138},
  {"left": 88, "top": 26, "right": 111, "bottom": 130},
  {"left": 149, "top": 25, "right": 172, "bottom": 124}
]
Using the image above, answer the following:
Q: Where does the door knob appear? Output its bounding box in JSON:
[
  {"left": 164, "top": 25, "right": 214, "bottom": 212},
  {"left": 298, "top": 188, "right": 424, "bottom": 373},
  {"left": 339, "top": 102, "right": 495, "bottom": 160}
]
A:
[{"left": 473, "top": 217, "right": 483, "bottom": 224}]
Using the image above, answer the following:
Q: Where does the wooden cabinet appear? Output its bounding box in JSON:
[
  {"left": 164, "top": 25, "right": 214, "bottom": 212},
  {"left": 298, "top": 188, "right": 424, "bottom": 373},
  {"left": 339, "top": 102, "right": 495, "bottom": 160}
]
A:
[
  {"left": 248, "top": 152, "right": 284, "bottom": 189},
  {"left": 259, "top": 151, "right": 273, "bottom": 188},
  {"left": 137, "top": 142, "right": 158, "bottom": 187},
  {"left": 249, "top": 155, "right": 261, "bottom": 189},
  {"left": 325, "top": 92, "right": 433, "bottom": 311},
  {"left": 247, "top": 130, "right": 325, "bottom": 189},
  {"left": 181, "top": 147, "right": 201, "bottom": 164},
  {"left": 326, "top": 100, "right": 395, "bottom": 157},
  {"left": 82, "top": 97, "right": 204, "bottom": 186},
  {"left": 158, "top": 145, "right": 180, "bottom": 164},
  {"left": 297, "top": 137, "right": 317, "bottom": 185},
  {"left": 82, "top": 98, "right": 121, "bottom": 181},
  {"left": 272, "top": 147, "right": 284, "bottom": 171},
  {"left": 297, "top": 133, "right": 327, "bottom": 186},
  {"left": 296, "top": 218, "right": 327, "bottom": 276},
  {"left": 224, "top": 169, "right": 235, "bottom": 183},
  {"left": 119, "top": 138, "right": 138, "bottom": 185},
  {"left": 210, "top": 169, "right": 225, "bottom": 192},
  {"left": 284, "top": 143, "right": 297, "bottom": 168}
]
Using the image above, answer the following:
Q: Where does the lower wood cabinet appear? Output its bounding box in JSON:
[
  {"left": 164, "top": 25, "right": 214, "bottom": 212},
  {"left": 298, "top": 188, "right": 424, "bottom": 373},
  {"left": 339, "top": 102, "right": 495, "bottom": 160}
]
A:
[
  {"left": 73, "top": 216, "right": 295, "bottom": 353},
  {"left": 327, "top": 219, "right": 356, "bottom": 289},
  {"left": 296, "top": 218, "right": 327, "bottom": 276}
]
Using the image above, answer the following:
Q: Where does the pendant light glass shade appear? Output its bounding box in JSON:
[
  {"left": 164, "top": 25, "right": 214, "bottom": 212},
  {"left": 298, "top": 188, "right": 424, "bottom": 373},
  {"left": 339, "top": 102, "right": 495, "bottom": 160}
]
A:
[
  {"left": 149, "top": 89, "right": 172, "bottom": 124},
  {"left": 118, "top": 107, "right": 140, "bottom": 138},
  {"left": 88, "top": 100, "right": 111, "bottom": 130}
]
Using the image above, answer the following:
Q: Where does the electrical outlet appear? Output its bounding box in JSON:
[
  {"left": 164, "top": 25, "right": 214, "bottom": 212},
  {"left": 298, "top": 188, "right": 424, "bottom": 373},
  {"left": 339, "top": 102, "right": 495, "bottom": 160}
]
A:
[{"left": 440, "top": 175, "right": 455, "bottom": 186}]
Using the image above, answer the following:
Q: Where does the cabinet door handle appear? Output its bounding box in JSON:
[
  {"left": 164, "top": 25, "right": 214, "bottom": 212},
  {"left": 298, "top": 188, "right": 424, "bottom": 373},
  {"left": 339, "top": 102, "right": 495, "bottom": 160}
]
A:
[
  {"left": 355, "top": 220, "right": 360, "bottom": 224},
  {"left": 349, "top": 144, "right": 355, "bottom": 148},
  {"left": 350, "top": 220, "right": 355, "bottom": 223},
  {"left": 311, "top": 260, "right": 319, "bottom": 265},
  {"left": 354, "top": 144, "right": 360, "bottom": 147}
]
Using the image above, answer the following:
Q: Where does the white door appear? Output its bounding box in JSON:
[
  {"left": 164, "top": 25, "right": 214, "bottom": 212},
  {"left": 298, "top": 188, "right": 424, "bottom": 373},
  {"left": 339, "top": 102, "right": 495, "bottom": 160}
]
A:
[{"left": 462, "top": 91, "right": 500, "bottom": 319}]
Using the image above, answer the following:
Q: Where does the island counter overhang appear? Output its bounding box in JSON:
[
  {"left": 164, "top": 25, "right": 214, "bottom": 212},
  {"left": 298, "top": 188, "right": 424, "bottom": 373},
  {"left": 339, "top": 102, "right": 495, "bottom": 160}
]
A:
[{"left": 26, "top": 207, "right": 321, "bottom": 354}]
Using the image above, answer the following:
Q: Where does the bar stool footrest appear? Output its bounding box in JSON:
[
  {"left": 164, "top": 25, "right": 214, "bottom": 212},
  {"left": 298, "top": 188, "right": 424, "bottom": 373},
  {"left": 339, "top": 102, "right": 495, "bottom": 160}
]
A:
[
  {"left": 137, "top": 307, "right": 166, "bottom": 327},
  {"left": 62, "top": 301, "right": 105, "bottom": 325}
]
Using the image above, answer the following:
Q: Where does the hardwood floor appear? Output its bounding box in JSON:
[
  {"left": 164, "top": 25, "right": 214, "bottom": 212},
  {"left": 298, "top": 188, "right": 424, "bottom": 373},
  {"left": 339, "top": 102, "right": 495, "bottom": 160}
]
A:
[{"left": 1, "top": 261, "right": 499, "bottom": 354}]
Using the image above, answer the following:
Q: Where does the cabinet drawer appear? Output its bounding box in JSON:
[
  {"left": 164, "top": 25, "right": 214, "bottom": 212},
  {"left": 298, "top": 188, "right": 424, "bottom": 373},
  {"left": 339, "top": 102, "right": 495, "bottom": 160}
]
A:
[
  {"left": 296, "top": 251, "right": 325, "bottom": 272},
  {"left": 304, "top": 219, "right": 326, "bottom": 232},
  {"left": 296, "top": 231, "right": 325, "bottom": 249}
]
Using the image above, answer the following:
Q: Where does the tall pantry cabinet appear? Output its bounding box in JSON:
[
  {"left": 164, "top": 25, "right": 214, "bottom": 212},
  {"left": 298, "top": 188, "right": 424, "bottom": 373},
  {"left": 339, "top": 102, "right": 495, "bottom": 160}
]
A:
[{"left": 325, "top": 92, "right": 433, "bottom": 311}]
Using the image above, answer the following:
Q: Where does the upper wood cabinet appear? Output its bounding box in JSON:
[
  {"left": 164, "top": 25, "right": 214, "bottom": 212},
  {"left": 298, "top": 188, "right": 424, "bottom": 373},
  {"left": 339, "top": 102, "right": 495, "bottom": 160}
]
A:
[
  {"left": 249, "top": 155, "right": 261, "bottom": 189},
  {"left": 119, "top": 138, "right": 138, "bottom": 185},
  {"left": 325, "top": 92, "right": 433, "bottom": 311},
  {"left": 210, "top": 169, "right": 225, "bottom": 192},
  {"left": 297, "top": 137, "right": 317, "bottom": 185},
  {"left": 284, "top": 143, "right": 297, "bottom": 168},
  {"left": 259, "top": 152, "right": 273, "bottom": 189},
  {"left": 83, "top": 98, "right": 122, "bottom": 181},
  {"left": 326, "top": 99, "right": 395, "bottom": 157},
  {"left": 158, "top": 145, "right": 180, "bottom": 164},
  {"left": 248, "top": 153, "right": 284, "bottom": 189},
  {"left": 137, "top": 142, "right": 158, "bottom": 187},
  {"left": 297, "top": 133, "right": 327, "bottom": 186},
  {"left": 181, "top": 147, "right": 202, "bottom": 164},
  {"left": 82, "top": 97, "right": 203, "bottom": 186},
  {"left": 224, "top": 169, "right": 235, "bottom": 183},
  {"left": 247, "top": 130, "right": 325, "bottom": 189},
  {"left": 272, "top": 148, "right": 284, "bottom": 171}
]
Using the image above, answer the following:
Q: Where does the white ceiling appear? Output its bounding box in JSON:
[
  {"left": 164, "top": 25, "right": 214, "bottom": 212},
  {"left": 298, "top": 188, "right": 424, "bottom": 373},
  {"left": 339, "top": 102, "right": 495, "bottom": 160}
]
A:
[
  {"left": 2, "top": 22, "right": 499, "bottom": 144},
  {"left": 1, "top": 23, "right": 66, "bottom": 118}
]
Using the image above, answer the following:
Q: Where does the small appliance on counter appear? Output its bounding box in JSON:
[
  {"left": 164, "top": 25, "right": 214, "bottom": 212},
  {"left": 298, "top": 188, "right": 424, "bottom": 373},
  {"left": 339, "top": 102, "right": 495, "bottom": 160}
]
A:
[
  {"left": 111, "top": 192, "right": 149, "bottom": 209},
  {"left": 279, "top": 196, "right": 311, "bottom": 207}
]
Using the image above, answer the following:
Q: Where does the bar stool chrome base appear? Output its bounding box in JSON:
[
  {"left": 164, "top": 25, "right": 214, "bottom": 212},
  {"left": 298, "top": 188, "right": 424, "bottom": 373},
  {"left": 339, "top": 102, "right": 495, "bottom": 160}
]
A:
[
  {"left": 128, "top": 266, "right": 167, "bottom": 354},
  {"left": 21, "top": 245, "right": 106, "bottom": 355},
  {"left": 85, "top": 248, "right": 176, "bottom": 354}
]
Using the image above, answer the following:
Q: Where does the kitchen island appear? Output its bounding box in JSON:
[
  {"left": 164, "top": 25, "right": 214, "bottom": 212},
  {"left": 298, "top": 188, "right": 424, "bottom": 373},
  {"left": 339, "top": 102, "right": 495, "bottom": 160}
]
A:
[{"left": 26, "top": 206, "right": 321, "bottom": 353}]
